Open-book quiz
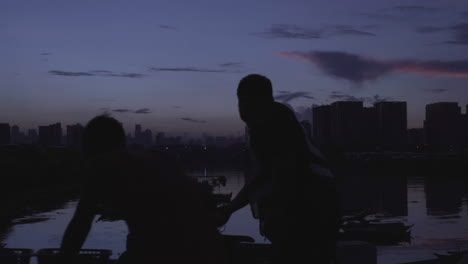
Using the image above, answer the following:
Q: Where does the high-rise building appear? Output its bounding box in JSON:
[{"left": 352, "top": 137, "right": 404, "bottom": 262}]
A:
[
  {"left": 38, "top": 126, "right": 48, "bottom": 145},
  {"left": 374, "top": 102, "right": 407, "bottom": 148},
  {"left": 142, "top": 129, "right": 153, "bottom": 146},
  {"left": 407, "top": 128, "right": 424, "bottom": 147},
  {"left": 39, "top": 123, "right": 62, "bottom": 146},
  {"left": 330, "top": 101, "right": 364, "bottom": 148},
  {"left": 312, "top": 105, "right": 332, "bottom": 146},
  {"left": 361, "top": 107, "right": 378, "bottom": 148},
  {"left": 11, "top": 125, "right": 21, "bottom": 144},
  {"left": 132, "top": 125, "right": 152, "bottom": 146},
  {"left": 155, "top": 132, "right": 165, "bottom": 146},
  {"left": 462, "top": 106, "right": 468, "bottom": 148},
  {"left": 135, "top": 124, "right": 141, "bottom": 136},
  {"left": 66, "top": 123, "right": 84, "bottom": 148},
  {"left": 134, "top": 124, "right": 142, "bottom": 145},
  {"left": 464, "top": 105, "right": 468, "bottom": 146},
  {"left": 0, "top": 123, "right": 11, "bottom": 145},
  {"left": 27, "top": 129, "right": 38, "bottom": 143},
  {"left": 424, "top": 102, "right": 463, "bottom": 148}
]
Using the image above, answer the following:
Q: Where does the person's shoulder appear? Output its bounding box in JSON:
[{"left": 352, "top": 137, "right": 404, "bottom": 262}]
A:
[
  {"left": 273, "top": 102, "right": 295, "bottom": 117},
  {"left": 272, "top": 102, "right": 300, "bottom": 126},
  {"left": 85, "top": 151, "right": 127, "bottom": 176},
  {"left": 273, "top": 101, "right": 290, "bottom": 112}
]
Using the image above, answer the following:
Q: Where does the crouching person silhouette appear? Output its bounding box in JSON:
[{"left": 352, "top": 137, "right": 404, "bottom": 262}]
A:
[
  {"left": 217, "top": 74, "right": 339, "bottom": 264},
  {"left": 60, "top": 115, "right": 226, "bottom": 264}
]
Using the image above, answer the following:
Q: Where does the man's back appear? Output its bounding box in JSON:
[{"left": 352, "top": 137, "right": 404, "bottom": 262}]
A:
[
  {"left": 248, "top": 102, "right": 315, "bottom": 204},
  {"left": 85, "top": 152, "right": 226, "bottom": 263},
  {"left": 247, "top": 102, "right": 338, "bottom": 262}
]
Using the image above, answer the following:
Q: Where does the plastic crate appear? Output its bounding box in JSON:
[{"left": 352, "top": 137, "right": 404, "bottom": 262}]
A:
[
  {"left": 36, "top": 248, "right": 112, "bottom": 264},
  {"left": 0, "top": 248, "right": 33, "bottom": 264}
]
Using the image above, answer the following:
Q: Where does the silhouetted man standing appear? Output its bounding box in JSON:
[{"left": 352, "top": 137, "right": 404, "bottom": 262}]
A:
[{"left": 219, "top": 74, "right": 339, "bottom": 264}]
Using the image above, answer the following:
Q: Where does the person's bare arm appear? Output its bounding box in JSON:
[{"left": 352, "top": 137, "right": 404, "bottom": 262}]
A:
[
  {"left": 216, "top": 171, "right": 270, "bottom": 226},
  {"left": 222, "top": 184, "right": 249, "bottom": 215},
  {"left": 60, "top": 193, "right": 97, "bottom": 260}
]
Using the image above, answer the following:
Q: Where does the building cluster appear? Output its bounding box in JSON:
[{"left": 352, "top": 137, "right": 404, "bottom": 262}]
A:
[
  {"left": 422, "top": 103, "right": 468, "bottom": 149},
  {"left": 0, "top": 124, "right": 38, "bottom": 145},
  {"left": 129, "top": 124, "right": 153, "bottom": 146},
  {"left": 312, "top": 101, "right": 407, "bottom": 149},
  {"left": 0, "top": 123, "right": 85, "bottom": 148},
  {"left": 0, "top": 122, "right": 244, "bottom": 149},
  {"left": 127, "top": 125, "right": 244, "bottom": 148},
  {"left": 38, "top": 123, "right": 63, "bottom": 146},
  {"left": 1, "top": 101, "right": 467, "bottom": 150},
  {"left": 310, "top": 101, "right": 468, "bottom": 150}
]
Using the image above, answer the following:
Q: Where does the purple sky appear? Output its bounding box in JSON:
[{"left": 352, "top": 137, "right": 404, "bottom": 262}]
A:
[{"left": 1, "top": 0, "right": 468, "bottom": 135}]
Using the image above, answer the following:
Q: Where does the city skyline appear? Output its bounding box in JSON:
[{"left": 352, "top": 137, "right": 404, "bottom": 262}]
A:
[
  {"left": 1, "top": 100, "right": 467, "bottom": 150},
  {"left": 1, "top": 0, "right": 468, "bottom": 134},
  {"left": 2, "top": 100, "right": 467, "bottom": 134}
]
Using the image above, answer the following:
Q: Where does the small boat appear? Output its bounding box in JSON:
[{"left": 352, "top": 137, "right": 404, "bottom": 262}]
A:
[
  {"left": 339, "top": 221, "right": 412, "bottom": 244},
  {"left": 339, "top": 210, "right": 413, "bottom": 244}
]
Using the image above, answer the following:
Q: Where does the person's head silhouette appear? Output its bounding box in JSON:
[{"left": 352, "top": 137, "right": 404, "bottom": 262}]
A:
[
  {"left": 237, "top": 74, "right": 274, "bottom": 125},
  {"left": 82, "top": 115, "right": 126, "bottom": 156}
]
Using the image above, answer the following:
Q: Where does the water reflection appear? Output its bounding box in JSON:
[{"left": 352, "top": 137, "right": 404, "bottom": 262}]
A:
[
  {"left": 2, "top": 203, "right": 128, "bottom": 264},
  {"left": 339, "top": 174, "right": 408, "bottom": 217},
  {"left": 1, "top": 170, "right": 468, "bottom": 264},
  {"left": 424, "top": 177, "right": 464, "bottom": 217}
]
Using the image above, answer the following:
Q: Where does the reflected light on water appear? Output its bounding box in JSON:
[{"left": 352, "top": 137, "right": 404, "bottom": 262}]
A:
[{"left": 2, "top": 171, "right": 468, "bottom": 264}]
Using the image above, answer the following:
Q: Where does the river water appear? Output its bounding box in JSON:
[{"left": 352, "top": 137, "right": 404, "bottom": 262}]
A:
[{"left": 2, "top": 170, "right": 468, "bottom": 264}]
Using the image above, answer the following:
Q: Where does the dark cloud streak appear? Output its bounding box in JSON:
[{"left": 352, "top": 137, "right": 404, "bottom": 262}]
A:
[
  {"left": 111, "top": 108, "right": 152, "bottom": 114},
  {"left": 330, "top": 25, "right": 376, "bottom": 37},
  {"left": 254, "top": 24, "right": 322, "bottom": 39},
  {"left": 446, "top": 24, "right": 468, "bottom": 45},
  {"left": 91, "top": 70, "right": 112, "bottom": 74},
  {"left": 113, "top": 109, "right": 132, "bottom": 113},
  {"left": 253, "top": 24, "right": 375, "bottom": 40},
  {"left": 159, "top": 25, "right": 178, "bottom": 31},
  {"left": 111, "top": 73, "right": 146, "bottom": 78},
  {"left": 134, "top": 108, "right": 151, "bottom": 114},
  {"left": 49, "top": 70, "right": 146, "bottom": 78},
  {"left": 150, "top": 67, "right": 226, "bottom": 73},
  {"left": 181, "top": 118, "right": 207, "bottom": 123},
  {"left": 49, "top": 71, "right": 94, "bottom": 77},
  {"left": 392, "top": 5, "right": 440, "bottom": 13},
  {"left": 416, "top": 23, "right": 468, "bottom": 45},
  {"left": 280, "top": 51, "right": 468, "bottom": 84},
  {"left": 280, "top": 51, "right": 392, "bottom": 83},
  {"left": 219, "top": 62, "right": 243, "bottom": 68},
  {"left": 151, "top": 62, "right": 245, "bottom": 74},
  {"left": 425, "top": 88, "right": 448, "bottom": 93}
]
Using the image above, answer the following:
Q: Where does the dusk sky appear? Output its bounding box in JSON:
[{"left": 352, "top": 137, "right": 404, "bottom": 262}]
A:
[{"left": 2, "top": 0, "right": 468, "bottom": 136}]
